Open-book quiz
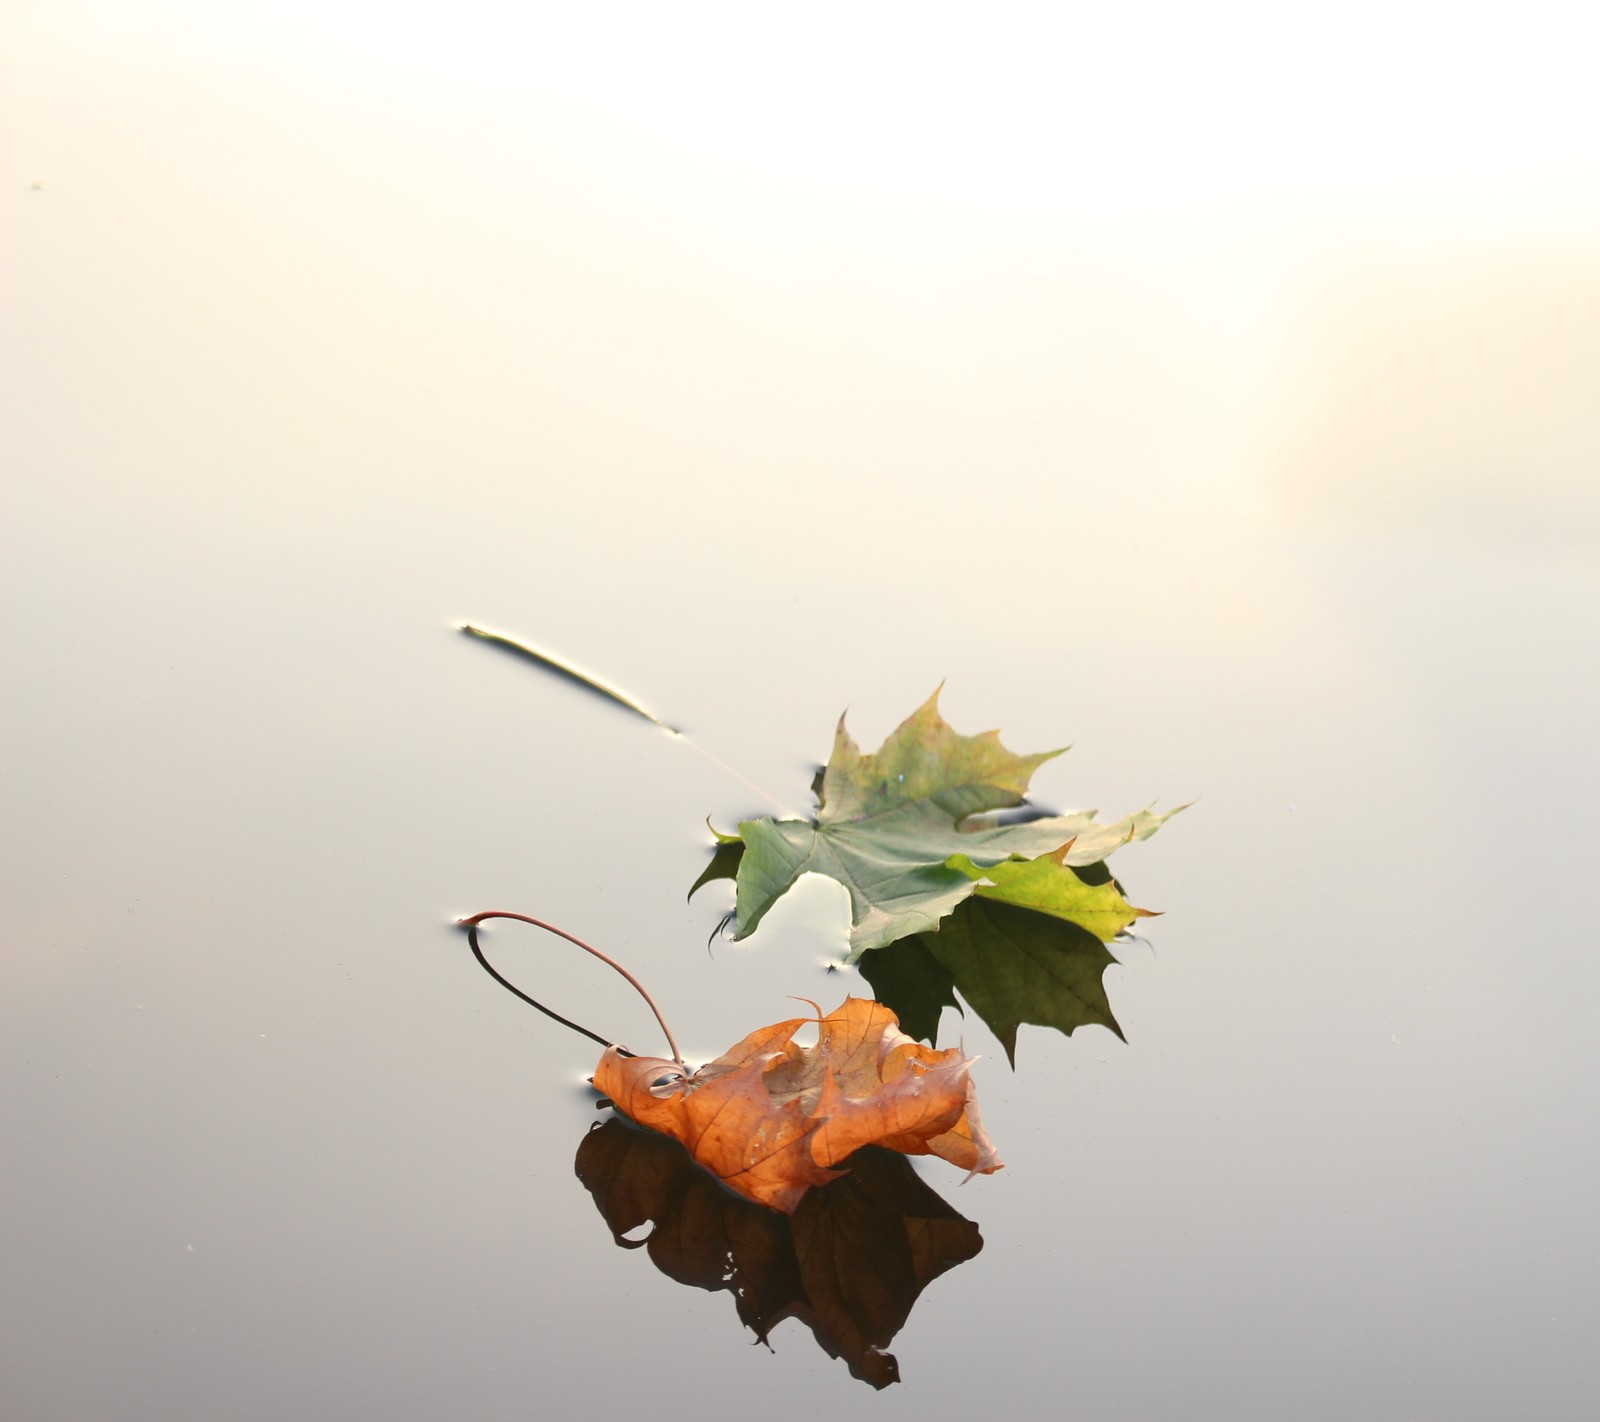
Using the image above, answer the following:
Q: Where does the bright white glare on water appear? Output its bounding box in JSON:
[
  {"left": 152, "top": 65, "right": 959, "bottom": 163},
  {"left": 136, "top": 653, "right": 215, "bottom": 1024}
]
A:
[
  {"left": 21, "top": 0, "right": 1600, "bottom": 245},
  {"left": 15, "top": 1, "right": 1599, "bottom": 546}
]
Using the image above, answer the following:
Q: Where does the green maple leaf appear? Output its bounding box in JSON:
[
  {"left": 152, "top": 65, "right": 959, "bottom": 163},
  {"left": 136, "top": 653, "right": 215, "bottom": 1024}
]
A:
[
  {"left": 726, "top": 690, "right": 1180, "bottom": 961},
  {"left": 945, "top": 845, "right": 1156, "bottom": 942},
  {"left": 860, "top": 896, "right": 1125, "bottom": 1064}
]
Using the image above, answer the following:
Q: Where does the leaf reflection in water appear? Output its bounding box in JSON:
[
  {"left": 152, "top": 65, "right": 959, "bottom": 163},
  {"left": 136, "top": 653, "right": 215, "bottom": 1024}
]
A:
[{"left": 575, "top": 1117, "right": 983, "bottom": 1389}]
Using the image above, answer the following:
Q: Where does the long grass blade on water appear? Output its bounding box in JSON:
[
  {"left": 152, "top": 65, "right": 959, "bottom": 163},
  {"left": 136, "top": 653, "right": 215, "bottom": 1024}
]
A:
[
  {"left": 458, "top": 621, "right": 799, "bottom": 817},
  {"left": 460, "top": 622, "right": 674, "bottom": 731}
]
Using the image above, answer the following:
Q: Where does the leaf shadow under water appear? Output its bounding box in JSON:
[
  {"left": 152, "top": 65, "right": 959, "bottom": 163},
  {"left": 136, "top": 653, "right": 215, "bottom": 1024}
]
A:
[{"left": 574, "top": 1115, "right": 983, "bottom": 1389}]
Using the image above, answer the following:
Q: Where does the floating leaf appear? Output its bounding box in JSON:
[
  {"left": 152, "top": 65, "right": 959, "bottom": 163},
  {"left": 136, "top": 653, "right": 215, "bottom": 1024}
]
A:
[
  {"left": 593, "top": 996, "right": 1002, "bottom": 1214},
  {"left": 946, "top": 844, "right": 1152, "bottom": 942},
  {"left": 722, "top": 689, "right": 1179, "bottom": 958},
  {"left": 686, "top": 832, "right": 744, "bottom": 901},
  {"left": 849, "top": 936, "right": 962, "bottom": 1046},
  {"left": 896, "top": 897, "right": 1125, "bottom": 1064},
  {"left": 576, "top": 1117, "right": 983, "bottom": 1388}
]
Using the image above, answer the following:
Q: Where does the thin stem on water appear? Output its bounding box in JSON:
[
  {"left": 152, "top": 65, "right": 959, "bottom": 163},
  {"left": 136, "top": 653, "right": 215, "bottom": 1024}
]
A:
[
  {"left": 461, "top": 921, "right": 614, "bottom": 1052},
  {"left": 459, "top": 622, "right": 801, "bottom": 818},
  {"left": 459, "top": 623, "right": 670, "bottom": 728},
  {"left": 457, "top": 911, "right": 685, "bottom": 1067}
]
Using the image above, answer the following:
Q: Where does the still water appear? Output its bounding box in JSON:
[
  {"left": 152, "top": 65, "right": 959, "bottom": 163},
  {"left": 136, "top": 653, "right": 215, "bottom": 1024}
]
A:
[{"left": 6, "top": 5, "right": 1599, "bottom": 1419}]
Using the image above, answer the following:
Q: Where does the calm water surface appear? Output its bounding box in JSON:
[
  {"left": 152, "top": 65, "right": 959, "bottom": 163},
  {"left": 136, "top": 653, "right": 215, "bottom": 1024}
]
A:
[{"left": 6, "top": 7, "right": 1599, "bottom": 1420}]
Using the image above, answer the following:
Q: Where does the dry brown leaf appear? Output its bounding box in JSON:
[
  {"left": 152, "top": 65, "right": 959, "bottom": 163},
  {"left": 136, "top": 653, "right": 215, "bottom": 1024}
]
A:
[{"left": 593, "top": 996, "right": 1003, "bottom": 1213}]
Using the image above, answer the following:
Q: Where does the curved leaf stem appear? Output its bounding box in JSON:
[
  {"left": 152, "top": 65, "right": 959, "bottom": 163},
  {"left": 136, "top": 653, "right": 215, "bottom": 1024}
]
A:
[
  {"left": 458, "top": 911, "right": 685, "bottom": 1067},
  {"left": 461, "top": 921, "right": 615, "bottom": 1052}
]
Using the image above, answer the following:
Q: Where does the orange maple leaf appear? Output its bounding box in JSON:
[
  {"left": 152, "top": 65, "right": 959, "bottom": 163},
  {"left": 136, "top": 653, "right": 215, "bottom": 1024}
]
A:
[{"left": 593, "top": 996, "right": 1003, "bottom": 1214}]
